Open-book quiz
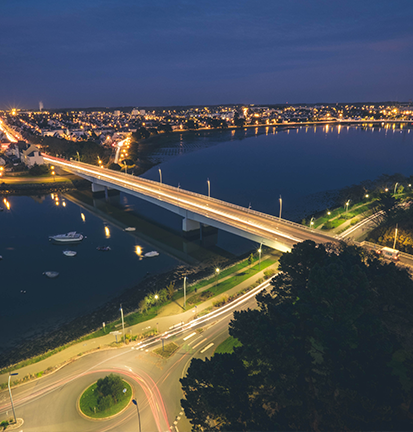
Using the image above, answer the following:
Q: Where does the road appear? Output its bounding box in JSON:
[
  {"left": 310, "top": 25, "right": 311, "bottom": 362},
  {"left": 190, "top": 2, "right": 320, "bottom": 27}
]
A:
[
  {"left": 0, "top": 281, "right": 270, "bottom": 431},
  {"left": 42, "top": 155, "right": 338, "bottom": 252}
]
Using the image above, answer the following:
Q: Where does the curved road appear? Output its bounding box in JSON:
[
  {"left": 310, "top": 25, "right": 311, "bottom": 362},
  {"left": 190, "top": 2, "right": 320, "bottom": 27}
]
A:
[{"left": 0, "top": 282, "right": 270, "bottom": 431}]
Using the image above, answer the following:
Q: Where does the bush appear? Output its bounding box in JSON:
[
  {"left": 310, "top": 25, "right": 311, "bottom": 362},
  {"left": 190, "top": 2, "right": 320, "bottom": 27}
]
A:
[
  {"left": 212, "top": 296, "right": 228, "bottom": 308},
  {"left": 264, "top": 269, "right": 276, "bottom": 279},
  {"left": 29, "top": 163, "right": 50, "bottom": 176}
]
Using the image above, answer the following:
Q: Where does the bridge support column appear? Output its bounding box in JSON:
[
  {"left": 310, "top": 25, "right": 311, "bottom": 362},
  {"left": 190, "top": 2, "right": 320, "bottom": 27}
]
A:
[
  {"left": 91, "top": 182, "right": 119, "bottom": 201},
  {"left": 182, "top": 217, "right": 200, "bottom": 233}
]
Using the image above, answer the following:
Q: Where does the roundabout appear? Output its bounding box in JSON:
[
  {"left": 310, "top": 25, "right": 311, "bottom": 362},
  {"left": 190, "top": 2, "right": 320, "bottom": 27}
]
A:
[{"left": 78, "top": 376, "right": 132, "bottom": 420}]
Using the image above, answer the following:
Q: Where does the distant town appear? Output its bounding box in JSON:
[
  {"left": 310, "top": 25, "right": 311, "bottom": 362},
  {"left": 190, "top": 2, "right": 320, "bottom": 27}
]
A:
[{"left": 1, "top": 102, "right": 413, "bottom": 171}]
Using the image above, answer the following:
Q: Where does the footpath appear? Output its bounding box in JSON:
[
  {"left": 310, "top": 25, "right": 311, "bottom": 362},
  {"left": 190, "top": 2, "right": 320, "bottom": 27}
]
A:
[{"left": 0, "top": 257, "right": 279, "bottom": 388}]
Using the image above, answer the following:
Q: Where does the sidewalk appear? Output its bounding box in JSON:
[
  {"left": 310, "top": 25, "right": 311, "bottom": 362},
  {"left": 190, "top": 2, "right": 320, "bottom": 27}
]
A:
[{"left": 0, "top": 258, "right": 279, "bottom": 387}]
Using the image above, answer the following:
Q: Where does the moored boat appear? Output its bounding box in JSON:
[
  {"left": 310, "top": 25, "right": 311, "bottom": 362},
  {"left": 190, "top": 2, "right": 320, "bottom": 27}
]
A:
[
  {"left": 124, "top": 227, "right": 136, "bottom": 232},
  {"left": 63, "top": 250, "right": 77, "bottom": 257},
  {"left": 144, "top": 251, "right": 159, "bottom": 258},
  {"left": 49, "top": 232, "right": 83, "bottom": 243},
  {"left": 43, "top": 271, "right": 59, "bottom": 278},
  {"left": 96, "top": 246, "right": 111, "bottom": 251}
]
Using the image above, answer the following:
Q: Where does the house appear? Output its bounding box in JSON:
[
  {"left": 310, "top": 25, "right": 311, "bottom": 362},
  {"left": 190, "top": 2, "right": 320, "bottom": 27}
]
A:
[{"left": 20, "top": 144, "right": 44, "bottom": 167}]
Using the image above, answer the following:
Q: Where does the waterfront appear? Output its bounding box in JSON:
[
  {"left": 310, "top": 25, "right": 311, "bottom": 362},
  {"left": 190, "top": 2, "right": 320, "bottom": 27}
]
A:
[{"left": 1, "top": 125, "right": 413, "bottom": 362}]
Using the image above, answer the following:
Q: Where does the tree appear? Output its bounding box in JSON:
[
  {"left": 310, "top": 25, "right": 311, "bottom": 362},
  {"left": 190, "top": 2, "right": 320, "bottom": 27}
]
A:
[
  {"left": 181, "top": 241, "right": 413, "bottom": 431},
  {"left": 29, "top": 163, "right": 50, "bottom": 176},
  {"left": 248, "top": 253, "right": 254, "bottom": 265},
  {"left": 166, "top": 281, "right": 175, "bottom": 300},
  {"left": 96, "top": 374, "right": 124, "bottom": 410},
  {"left": 131, "top": 127, "right": 150, "bottom": 141}
]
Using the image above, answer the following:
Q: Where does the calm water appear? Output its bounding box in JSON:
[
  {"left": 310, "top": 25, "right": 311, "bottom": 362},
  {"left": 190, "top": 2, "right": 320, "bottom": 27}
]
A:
[{"left": 1, "top": 125, "right": 413, "bottom": 353}]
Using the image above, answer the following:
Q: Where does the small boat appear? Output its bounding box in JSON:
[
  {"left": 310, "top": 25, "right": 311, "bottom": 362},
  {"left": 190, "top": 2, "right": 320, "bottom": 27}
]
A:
[
  {"left": 49, "top": 232, "right": 83, "bottom": 243},
  {"left": 124, "top": 227, "right": 136, "bottom": 232},
  {"left": 63, "top": 250, "right": 77, "bottom": 257},
  {"left": 144, "top": 251, "right": 159, "bottom": 258},
  {"left": 96, "top": 246, "right": 111, "bottom": 251},
  {"left": 43, "top": 271, "right": 59, "bottom": 278}
]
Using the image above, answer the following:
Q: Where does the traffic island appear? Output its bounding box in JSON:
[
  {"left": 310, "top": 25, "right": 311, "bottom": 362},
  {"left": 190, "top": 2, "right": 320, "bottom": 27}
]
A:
[{"left": 79, "top": 375, "right": 132, "bottom": 420}]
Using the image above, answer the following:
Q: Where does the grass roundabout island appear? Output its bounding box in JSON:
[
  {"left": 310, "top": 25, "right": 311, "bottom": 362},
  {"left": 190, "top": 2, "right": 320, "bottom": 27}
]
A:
[{"left": 79, "top": 374, "right": 132, "bottom": 419}]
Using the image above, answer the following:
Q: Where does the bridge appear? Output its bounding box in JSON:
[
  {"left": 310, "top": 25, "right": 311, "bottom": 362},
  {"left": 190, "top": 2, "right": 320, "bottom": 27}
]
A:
[{"left": 42, "top": 155, "right": 338, "bottom": 253}]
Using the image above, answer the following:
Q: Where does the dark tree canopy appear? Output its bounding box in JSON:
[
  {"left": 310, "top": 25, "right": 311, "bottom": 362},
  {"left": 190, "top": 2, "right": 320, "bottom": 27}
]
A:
[{"left": 181, "top": 241, "right": 413, "bottom": 431}]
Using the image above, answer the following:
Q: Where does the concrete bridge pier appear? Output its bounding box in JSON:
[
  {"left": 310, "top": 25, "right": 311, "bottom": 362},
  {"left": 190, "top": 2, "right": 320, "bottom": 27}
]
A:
[{"left": 91, "top": 182, "right": 119, "bottom": 202}]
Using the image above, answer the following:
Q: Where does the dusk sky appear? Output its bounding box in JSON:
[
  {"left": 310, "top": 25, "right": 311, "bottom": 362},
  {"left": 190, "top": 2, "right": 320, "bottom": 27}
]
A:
[{"left": 1, "top": 0, "right": 413, "bottom": 109}]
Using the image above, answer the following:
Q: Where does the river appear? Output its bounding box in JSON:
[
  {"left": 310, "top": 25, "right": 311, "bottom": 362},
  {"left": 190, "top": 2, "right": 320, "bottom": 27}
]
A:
[{"left": 1, "top": 124, "right": 412, "bottom": 358}]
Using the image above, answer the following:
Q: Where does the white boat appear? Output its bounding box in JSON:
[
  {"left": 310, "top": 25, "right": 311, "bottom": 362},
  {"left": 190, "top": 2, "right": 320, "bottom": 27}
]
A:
[
  {"left": 124, "top": 227, "right": 136, "bottom": 232},
  {"left": 63, "top": 250, "right": 77, "bottom": 257},
  {"left": 43, "top": 271, "right": 59, "bottom": 278},
  {"left": 144, "top": 251, "right": 159, "bottom": 258},
  {"left": 49, "top": 232, "right": 83, "bottom": 243}
]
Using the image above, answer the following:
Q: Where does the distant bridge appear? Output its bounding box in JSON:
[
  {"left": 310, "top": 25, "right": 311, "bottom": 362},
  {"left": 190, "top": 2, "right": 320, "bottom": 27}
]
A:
[{"left": 43, "top": 155, "right": 338, "bottom": 253}]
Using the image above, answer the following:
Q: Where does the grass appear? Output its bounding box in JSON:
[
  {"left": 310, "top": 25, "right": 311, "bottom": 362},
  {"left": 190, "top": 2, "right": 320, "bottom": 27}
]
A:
[
  {"left": 1, "top": 254, "right": 278, "bottom": 377},
  {"left": 79, "top": 380, "right": 132, "bottom": 419},
  {"left": 154, "top": 342, "right": 180, "bottom": 358},
  {"left": 186, "top": 258, "right": 276, "bottom": 306},
  {"left": 215, "top": 336, "right": 242, "bottom": 355}
]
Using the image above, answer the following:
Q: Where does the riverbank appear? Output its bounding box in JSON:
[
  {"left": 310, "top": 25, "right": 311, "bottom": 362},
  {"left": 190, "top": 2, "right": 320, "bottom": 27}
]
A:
[
  {"left": 0, "top": 178, "right": 90, "bottom": 195},
  {"left": 0, "top": 246, "right": 260, "bottom": 370}
]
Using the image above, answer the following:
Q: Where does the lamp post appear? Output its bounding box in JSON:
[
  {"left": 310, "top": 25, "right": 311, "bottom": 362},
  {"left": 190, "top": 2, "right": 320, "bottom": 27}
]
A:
[
  {"left": 345, "top": 200, "right": 350, "bottom": 214},
  {"left": 393, "top": 224, "right": 398, "bottom": 250},
  {"left": 215, "top": 268, "right": 220, "bottom": 286},
  {"left": 183, "top": 276, "right": 187, "bottom": 310},
  {"left": 76, "top": 151, "right": 80, "bottom": 162},
  {"left": 258, "top": 244, "right": 262, "bottom": 271},
  {"left": 123, "top": 161, "right": 127, "bottom": 174},
  {"left": 207, "top": 178, "right": 210, "bottom": 198},
  {"left": 279, "top": 195, "right": 282, "bottom": 219},
  {"left": 310, "top": 216, "right": 315, "bottom": 228},
  {"left": 158, "top": 168, "right": 162, "bottom": 184},
  {"left": 119, "top": 305, "right": 125, "bottom": 343},
  {"left": 394, "top": 182, "right": 399, "bottom": 195},
  {"left": 132, "top": 399, "right": 142, "bottom": 432},
  {"left": 8, "top": 373, "right": 18, "bottom": 424}
]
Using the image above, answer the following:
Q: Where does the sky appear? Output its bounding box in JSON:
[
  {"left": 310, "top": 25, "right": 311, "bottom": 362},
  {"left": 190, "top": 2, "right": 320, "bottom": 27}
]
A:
[{"left": 1, "top": 0, "right": 413, "bottom": 109}]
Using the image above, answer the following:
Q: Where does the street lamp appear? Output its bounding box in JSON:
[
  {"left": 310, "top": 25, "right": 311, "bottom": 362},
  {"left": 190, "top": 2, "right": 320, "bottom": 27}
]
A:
[
  {"left": 279, "top": 195, "right": 282, "bottom": 219},
  {"left": 365, "top": 194, "right": 369, "bottom": 199},
  {"left": 215, "top": 268, "right": 220, "bottom": 286},
  {"left": 258, "top": 245, "right": 262, "bottom": 270},
  {"left": 123, "top": 160, "right": 127, "bottom": 174},
  {"left": 158, "top": 168, "right": 162, "bottom": 184},
  {"left": 132, "top": 399, "right": 142, "bottom": 432},
  {"left": 345, "top": 200, "right": 350, "bottom": 213},
  {"left": 207, "top": 178, "right": 210, "bottom": 198},
  {"left": 310, "top": 216, "right": 315, "bottom": 228},
  {"left": 76, "top": 151, "right": 80, "bottom": 162},
  {"left": 394, "top": 182, "right": 399, "bottom": 195},
  {"left": 119, "top": 305, "right": 125, "bottom": 343},
  {"left": 183, "top": 276, "right": 187, "bottom": 309},
  {"left": 8, "top": 373, "right": 18, "bottom": 424},
  {"left": 393, "top": 224, "right": 398, "bottom": 250}
]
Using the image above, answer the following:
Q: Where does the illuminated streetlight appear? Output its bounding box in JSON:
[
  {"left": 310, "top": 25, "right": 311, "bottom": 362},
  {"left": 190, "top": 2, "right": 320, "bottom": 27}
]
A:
[
  {"left": 345, "top": 200, "right": 350, "bottom": 213},
  {"left": 207, "top": 178, "right": 210, "bottom": 198},
  {"left": 394, "top": 182, "right": 399, "bottom": 195},
  {"left": 158, "top": 168, "right": 162, "bottom": 184},
  {"left": 365, "top": 194, "right": 369, "bottom": 198},
  {"left": 310, "top": 216, "right": 315, "bottom": 228},
  {"left": 258, "top": 245, "right": 262, "bottom": 270},
  {"left": 215, "top": 268, "right": 220, "bottom": 286}
]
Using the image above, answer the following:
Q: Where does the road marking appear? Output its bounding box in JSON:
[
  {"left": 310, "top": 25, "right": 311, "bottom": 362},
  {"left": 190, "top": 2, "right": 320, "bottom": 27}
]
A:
[
  {"left": 187, "top": 335, "right": 203, "bottom": 346},
  {"left": 200, "top": 343, "right": 214, "bottom": 353},
  {"left": 192, "top": 338, "right": 207, "bottom": 349},
  {"left": 183, "top": 332, "right": 196, "bottom": 341}
]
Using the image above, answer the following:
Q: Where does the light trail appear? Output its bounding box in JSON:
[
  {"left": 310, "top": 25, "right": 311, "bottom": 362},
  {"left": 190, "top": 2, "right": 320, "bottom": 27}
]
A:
[{"left": 42, "top": 155, "right": 333, "bottom": 245}]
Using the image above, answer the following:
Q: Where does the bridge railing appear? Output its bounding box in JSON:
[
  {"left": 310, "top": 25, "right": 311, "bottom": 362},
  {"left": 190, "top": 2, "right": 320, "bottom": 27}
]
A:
[{"left": 48, "top": 156, "right": 339, "bottom": 241}]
